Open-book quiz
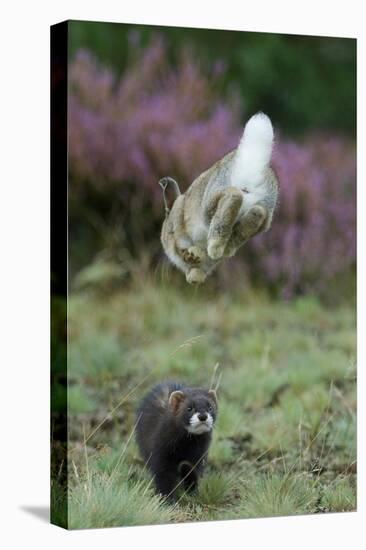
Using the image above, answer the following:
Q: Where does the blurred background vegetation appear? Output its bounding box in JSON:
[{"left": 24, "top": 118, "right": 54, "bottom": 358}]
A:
[
  {"left": 51, "top": 21, "right": 357, "bottom": 528},
  {"left": 69, "top": 21, "right": 356, "bottom": 136},
  {"left": 67, "top": 21, "right": 356, "bottom": 301}
]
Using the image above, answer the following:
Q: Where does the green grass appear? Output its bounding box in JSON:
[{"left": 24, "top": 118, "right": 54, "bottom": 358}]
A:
[
  {"left": 233, "top": 473, "right": 319, "bottom": 519},
  {"left": 68, "top": 460, "right": 180, "bottom": 529},
  {"left": 63, "top": 278, "right": 356, "bottom": 528}
]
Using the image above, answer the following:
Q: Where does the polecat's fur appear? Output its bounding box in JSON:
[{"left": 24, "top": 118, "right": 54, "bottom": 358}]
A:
[{"left": 136, "top": 381, "right": 218, "bottom": 500}]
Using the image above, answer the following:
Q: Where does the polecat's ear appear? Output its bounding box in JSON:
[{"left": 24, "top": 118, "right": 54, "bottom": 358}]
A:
[
  {"left": 208, "top": 389, "right": 217, "bottom": 405},
  {"left": 169, "top": 390, "right": 185, "bottom": 413}
]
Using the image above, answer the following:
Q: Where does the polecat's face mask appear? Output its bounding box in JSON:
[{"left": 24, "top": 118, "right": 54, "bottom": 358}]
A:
[
  {"left": 182, "top": 396, "right": 217, "bottom": 435},
  {"left": 169, "top": 389, "right": 218, "bottom": 434}
]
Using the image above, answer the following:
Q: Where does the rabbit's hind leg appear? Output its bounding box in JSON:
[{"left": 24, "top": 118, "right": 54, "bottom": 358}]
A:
[
  {"left": 224, "top": 205, "right": 267, "bottom": 257},
  {"left": 206, "top": 187, "right": 243, "bottom": 260}
]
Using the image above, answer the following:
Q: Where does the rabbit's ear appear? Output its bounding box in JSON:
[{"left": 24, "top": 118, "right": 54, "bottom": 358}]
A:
[{"left": 159, "top": 177, "right": 182, "bottom": 216}]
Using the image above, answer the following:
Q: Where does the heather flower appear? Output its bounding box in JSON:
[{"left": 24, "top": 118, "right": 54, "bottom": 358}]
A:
[
  {"left": 69, "top": 38, "right": 240, "bottom": 208},
  {"left": 247, "top": 136, "right": 356, "bottom": 297}
]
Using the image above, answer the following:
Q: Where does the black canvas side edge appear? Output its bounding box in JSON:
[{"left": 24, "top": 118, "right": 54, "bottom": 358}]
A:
[{"left": 50, "top": 20, "right": 68, "bottom": 529}]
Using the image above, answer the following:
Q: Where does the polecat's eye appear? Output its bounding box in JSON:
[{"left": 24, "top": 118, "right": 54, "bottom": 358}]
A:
[
  {"left": 207, "top": 405, "right": 212, "bottom": 412},
  {"left": 187, "top": 405, "right": 193, "bottom": 412}
]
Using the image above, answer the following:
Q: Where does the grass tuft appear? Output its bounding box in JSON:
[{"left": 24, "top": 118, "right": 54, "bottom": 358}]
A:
[
  {"left": 237, "top": 473, "right": 318, "bottom": 518},
  {"left": 68, "top": 461, "right": 178, "bottom": 529}
]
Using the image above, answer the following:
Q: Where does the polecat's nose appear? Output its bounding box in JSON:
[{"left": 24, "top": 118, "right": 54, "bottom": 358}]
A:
[{"left": 198, "top": 413, "right": 208, "bottom": 422}]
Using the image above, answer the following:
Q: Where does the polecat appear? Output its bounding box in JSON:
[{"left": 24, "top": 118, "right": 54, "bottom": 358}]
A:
[{"left": 136, "top": 381, "right": 218, "bottom": 500}]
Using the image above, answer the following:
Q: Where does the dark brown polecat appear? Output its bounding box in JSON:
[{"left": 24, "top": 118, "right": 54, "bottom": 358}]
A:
[{"left": 136, "top": 381, "right": 218, "bottom": 501}]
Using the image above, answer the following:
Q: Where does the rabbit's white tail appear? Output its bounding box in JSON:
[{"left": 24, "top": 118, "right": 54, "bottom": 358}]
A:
[{"left": 230, "top": 112, "right": 274, "bottom": 190}]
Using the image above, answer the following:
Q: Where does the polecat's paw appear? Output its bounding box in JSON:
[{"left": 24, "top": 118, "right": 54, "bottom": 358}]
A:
[
  {"left": 183, "top": 246, "right": 204, "bottom": 265},
  {"left": 178, "top": 461, "right": 198, "bottom": 493},
  {"left": 178, "top": 460, "right": 194, "bottom": 477},
  {"left": 207, "top": 238, "right": 226, "bottom": 260},
  {"left": 186, "top": 268, "right": 207, "bottom": 285}
]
